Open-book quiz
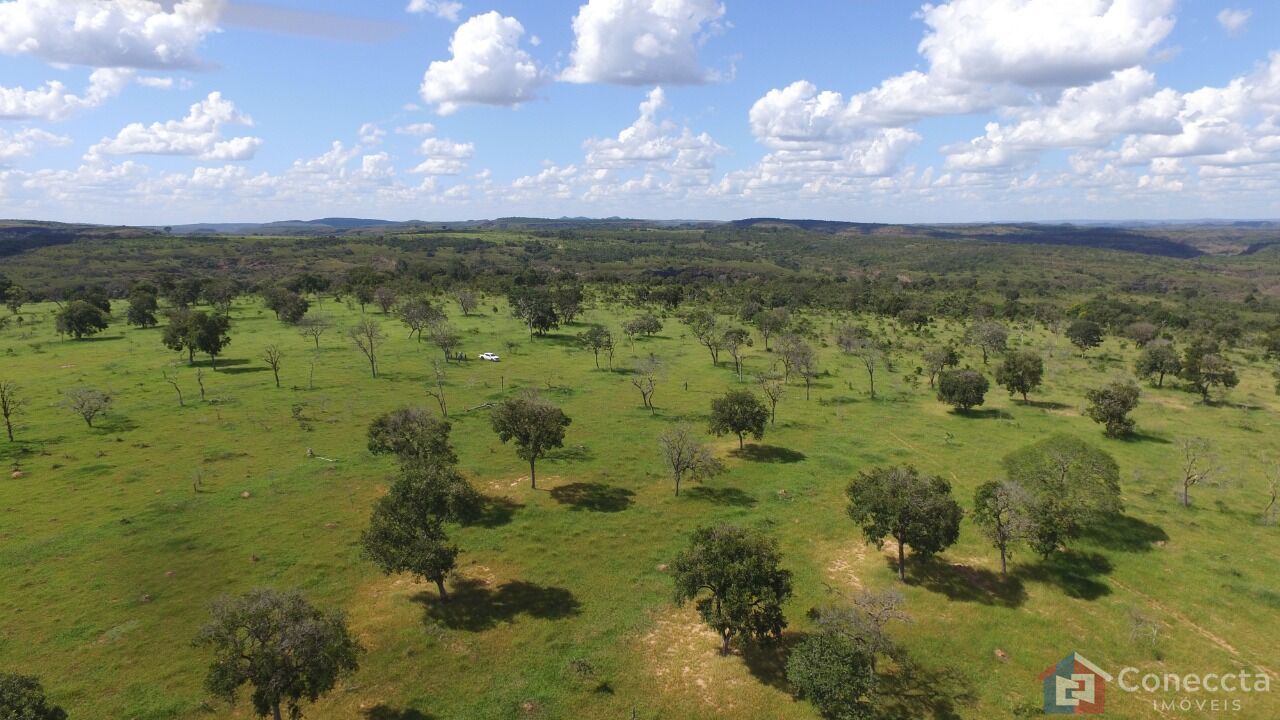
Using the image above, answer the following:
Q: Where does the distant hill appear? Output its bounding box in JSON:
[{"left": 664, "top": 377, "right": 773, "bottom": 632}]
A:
[{"left": 730, "top": 218, "right": 1208, "bottom": 258}]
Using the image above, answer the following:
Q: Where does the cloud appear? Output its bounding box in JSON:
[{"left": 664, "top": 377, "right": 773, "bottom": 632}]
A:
[
  {"left": 406, "top": 0, "right": 462, "bottom": 22},
  {"left": 396, "top": 122, "right": 437, "bottom": 136},
  {"left": 87, "top": 91, "right": 263, "bottom": 161},
  {"left": 419, "top": 11, "right": 543, "bottom": 115},
  {"left": 917, "top": 0, "right": 1176, "bottom": 87},
  {"left": 1217, "top": 8, "right": 1251, "bottom": 35},
  {"left": 0, "top": 128, "right": 71, "bottom": 163},
  {"left": 0, "top": 68, "right": 133, "bottom": 122},
  {"left": 561, "top": 0, "right": 726, "bottom": 85},
  {"left": 0, "top": 0, "right": 223, "bottom": 70},
  {"left": 583, "top": 87, "right": 724, "bottom": 172},
  {"left": 411, "top": 137, "right": 475, "bottom": 175}
]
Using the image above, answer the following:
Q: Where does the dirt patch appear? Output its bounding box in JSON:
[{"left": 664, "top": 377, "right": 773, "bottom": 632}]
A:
[
  {"left": 641, "top": 606, "right": 750, "bottom": 713},
  {"left": 826, "top": 541, "right": 870, "bottom": 591}
]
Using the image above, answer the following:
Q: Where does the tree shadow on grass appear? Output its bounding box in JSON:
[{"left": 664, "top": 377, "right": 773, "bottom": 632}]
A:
[
  {"left": 874, "top": 657, "right": 976, "bottom": 720},
  {"left": 550, "top": 482, "right": 634, "bottom": 512},
  {"left": 892, "top": 556, "right": 1027, "bottom": 608},
  {"left": 75, "top": 335, "right": 126, "bottom": 342},
  {"left": 741, "top": 631, "right": 805, "bottom": 692},
  {"left": 464, "top": 495, "right": 523, "bottom": 528},
  {"left": 732, "top": 444, "right": 806, "bottom": 463},
  {"left": 951, "top": 408, "right": 1012, "bottom": 420},
  {"left": 94, "top": 415, "right": 138, "bottom": 433},
  {"left": 1120, "top": 432, "right": 1172, "bottom": 445},
  {"left": 192, "top": 357, "right": 251, "bottom": 369},
  {"left": 219, "top": 365, "right": 270, "bottom": 375},
  {"left": 1080, "top": 514, "right": 1168, "bottom": 552},
  {"left": 1013, "top": 550, "right": 1113, "bottom": 601},
  {"left": 363, "top": 706, "right": 437, "bottom": 720},
  {"left": 1024, "top": 400, "right": 1071, "bottom": 411},
  {"left": 416, "top": 578, "right": 581, "bottom": 632},
  {"left": 682, "top": 485, "right": 757, "bottom": 507},
  {"left": 547, "top": 444, "right": 594, "bottom": 462}
]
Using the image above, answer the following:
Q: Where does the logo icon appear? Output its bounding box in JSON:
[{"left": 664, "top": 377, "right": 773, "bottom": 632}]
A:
[{"left": 1041, "top": 652, "right": 1112, "bottom": 714}]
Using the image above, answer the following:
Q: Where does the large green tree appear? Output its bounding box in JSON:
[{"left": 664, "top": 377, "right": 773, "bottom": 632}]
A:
[
  {"left": 490, "top": 393, "right": 571, "bottom": 489},
  {"left": 0, "top": 672, "right": 67, "bottom": 720},
  {"left": 367, "top": 408, "right": 458, "bottom": 465},
  {"left": 671, "top": 524, "right": 793, "bottom": 655},
  {"left": 937, "top": 369, "right": 989, "bottom": 412},
  {"left": 194, "top": 589, "right": 361, "bottom": 720},
  {"left": 786, "top": 632, "right": 876, "bottom": 720},
  {"left": 1085, "top": 380, "right": 1141, "bottom": 438},
  {"left": 55, "top": 300, "right": 109, "bottom": 339},
  {"left": 708, "top": 389, "right": 769, "bottom": 449},
  {"left": 995, "top": 350, "right": 1044, "bottom": 402},
  {"left": 1003, "top": 435, "right": 1122, "bottom": 557},
  {"left": 846, "top": 466, "right": 963, "bottom": 581}
]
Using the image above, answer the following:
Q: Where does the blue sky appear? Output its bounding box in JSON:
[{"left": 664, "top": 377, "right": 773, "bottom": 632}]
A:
[{"left": 1, "top": 0, "right": 1279, "bottom": 223}]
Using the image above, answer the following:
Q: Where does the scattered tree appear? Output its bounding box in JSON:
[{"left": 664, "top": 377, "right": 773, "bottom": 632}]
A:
[
  {"left": 1135, "top": 340, "right": 1180, "bottom": 387},
  {"left": 454, "top": 288, "right": 478, "bottom": 316},
  {"left": 490, "top": 392, "right": 572, "bottom": 489},
  {"left": 190, "top": 312, "right": 232, "bottom": 370},
  {"left": 194, "top": 589, "right": 361, "bottom": 720},
  {"left": 1124, "top": 321, "right": 1160, "bottom": 347},
  {"left": 349, "top": 319, "right": 385, "bottom": 378},
  {"left": 923, "top": 346, "right": 960, "bottom": 388},
  {"left": 963, "top": 321, "right": 1008, "bottom": 364},
  {"left": 262, "top": 346, "right": 283, "bottom": 388},
  {"left": 1176, "top": 438, "right": 1214, "bottom": 508},
  {"left": 936, "top": 369, "right": 989, "bottom": 412},
  {"left": 972, "top": 481, "right": 1033, "bottom": 575},
  {"left": 367, "top": 408, "right": 458, "bottom": 465},
  {"left": 631, "top": 356, "right": 660, "bottom": 414},
  {"left": 373, "top": 286, "right": 398, "bottom": 314},
  {"left": 1066, "top": 319, "right": 1105, "bottom": 356},
  {"left": 0, "top": 380, "right": 24, "bottom": 442},
  {"left": 56, "top": 300, "right": 109, "bottom": 339},
  {"left": 755, "top": 372, "right": 785, "bottom": 425},
  {"left": 0, "top": 672, "right": 67, "bottom": 720},
  {"left": 578, "top": 326, "right": 614, "bottom": 369},
  {"left": 845, "top": 466, "right": 963, "bottom": 581},
  {"left": 995, "top": 350, "right": 1044, "bottom": 402},
  {"left": 786, "top": 631, "right": 876, "bottom": 720},
  {"left": 671, "top": 524, "right": 793, "bottom": 655},
  {"left": 659, "top": 426, "right": 724, "bottom": 496},
  {"left": 838, "top": 327, "right": 883, "bottom": 399},
  {"left": 722, "top": 327, "right": 752, "bottom": 378},
  {"left": 427, "top": 320, "right": 462, "bottom": 363},
  {"left": 1085, "top": 380, "right": 1141, "bottom": 438},
  {"left": 126, "top": 286, "right": 160, "bottom": 328},
  {"left": 64, "top": 388, "right": 111, "bottom": 428},
  {"left": 397, "top": 298, "right": 441, "bottom": 342},
  {"left": 425, "top": 360, "right": 448, "bottom": 418},
  {"left": 685, "top": 310, "right": 723, "bottom": 365},
  {"left": 754, "top": 308, "right": 790, "bottom": 350},
  {"left": 708, "top": 389, "right": 769, "bottom": 450},
  {"left": 1186, "top": 353, "right": 1238, "bottom": 402},
  {"left": 1003, "top": 435, "right": 1122, "bottom": 557},
  {"left": 297, "top": 316, "right": 331, "bottom": 349}
]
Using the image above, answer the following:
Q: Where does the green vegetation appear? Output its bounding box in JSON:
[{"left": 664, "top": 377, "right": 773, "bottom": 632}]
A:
[{"left": 2, "top": 223, "right": 1280, "bottom": 718}]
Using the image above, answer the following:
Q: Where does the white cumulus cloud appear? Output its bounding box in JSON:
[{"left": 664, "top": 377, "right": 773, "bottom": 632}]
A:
[
  {"left": 412, "top": 137, "right": 475, "bottom": 175},
  {"left": 561, "top": 0, "right": 725, "bottom": 85},
  {"left": 1217, "top": 8, "right": 1251, "bottom": 35},
  {"left": 407, "top": 0, "right": 462, "bottom": 22},
  {"left": 87, "top": 91, "right": 262, "bottom": 161},
  {"left": 0, "top": 127, "right": 71, "bottom": 163},
  {"left": 419, "top": 11, "right": 543, "bottom": 115},
  {"left": 0, "top": 0, "right": 223, "bottom": 69},
  {"left": 0, "top": 68, "right": 133, "bottom": 122}
]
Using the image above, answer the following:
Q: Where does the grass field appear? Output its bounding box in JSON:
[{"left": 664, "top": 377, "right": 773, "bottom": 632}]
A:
[{"left": 1, "top": 295, "right": 1278, "bottom": 719}]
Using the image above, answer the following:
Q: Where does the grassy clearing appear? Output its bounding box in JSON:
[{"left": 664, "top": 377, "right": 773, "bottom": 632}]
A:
[{"left": 1, "top": 296, "right": 1278, "bottom": 719}]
